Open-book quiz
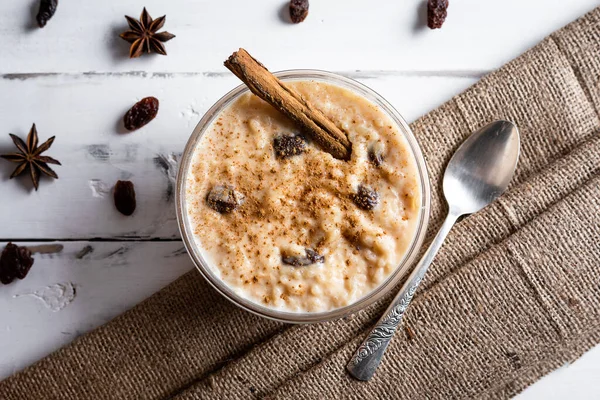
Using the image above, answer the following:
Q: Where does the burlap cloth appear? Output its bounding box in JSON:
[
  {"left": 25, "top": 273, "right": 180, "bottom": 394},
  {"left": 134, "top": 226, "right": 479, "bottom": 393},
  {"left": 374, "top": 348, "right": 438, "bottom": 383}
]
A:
[{"left": 3, "top": 8, "right": 600, "bottom": 400}]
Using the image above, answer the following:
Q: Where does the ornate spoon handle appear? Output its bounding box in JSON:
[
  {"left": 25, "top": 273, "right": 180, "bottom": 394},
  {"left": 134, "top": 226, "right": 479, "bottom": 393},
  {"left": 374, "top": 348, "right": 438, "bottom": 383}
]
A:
[{"left": 347, "top": 212, "right": 458, "bottom": 381}]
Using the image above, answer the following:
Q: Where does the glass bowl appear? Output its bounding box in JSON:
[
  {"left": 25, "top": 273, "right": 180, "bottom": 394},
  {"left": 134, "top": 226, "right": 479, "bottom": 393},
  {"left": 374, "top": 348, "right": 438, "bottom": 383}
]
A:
[{"left": 176, "top": 70, "right": 431, "bottom": 324}]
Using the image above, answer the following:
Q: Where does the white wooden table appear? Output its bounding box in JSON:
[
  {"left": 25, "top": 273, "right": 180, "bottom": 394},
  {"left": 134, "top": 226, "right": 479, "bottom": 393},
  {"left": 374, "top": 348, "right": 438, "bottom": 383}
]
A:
[{"left": 1, "top": 1, "right": 599, "bottom": 397}]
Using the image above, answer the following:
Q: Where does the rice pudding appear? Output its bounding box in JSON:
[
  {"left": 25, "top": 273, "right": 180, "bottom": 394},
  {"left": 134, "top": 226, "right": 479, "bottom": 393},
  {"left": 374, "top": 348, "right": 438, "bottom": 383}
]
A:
[{"left": 185, "top": 80, "right": 421, "bottom": 313}]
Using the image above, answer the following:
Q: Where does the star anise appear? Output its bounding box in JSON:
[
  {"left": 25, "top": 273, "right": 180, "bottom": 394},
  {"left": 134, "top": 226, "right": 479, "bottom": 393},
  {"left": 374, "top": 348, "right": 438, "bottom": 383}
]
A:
[
  {"left": 119, "top": 8, "right": 176, "bottom": 58},
  {"left": 0, "top": 124, "right": 61, "bottom": 190}
]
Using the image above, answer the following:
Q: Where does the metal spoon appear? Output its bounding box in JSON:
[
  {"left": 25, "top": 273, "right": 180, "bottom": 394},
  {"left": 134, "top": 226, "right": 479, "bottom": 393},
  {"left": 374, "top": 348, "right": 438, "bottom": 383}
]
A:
[{"left": 347, "top": 120, "right": 520, "bottom": 381}]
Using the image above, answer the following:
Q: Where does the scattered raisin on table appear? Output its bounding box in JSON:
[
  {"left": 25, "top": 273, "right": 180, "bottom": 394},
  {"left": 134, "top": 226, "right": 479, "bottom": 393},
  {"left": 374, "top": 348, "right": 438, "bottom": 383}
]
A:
[
  {"left": 36, "top": 0, "right": 59, "bottom": 28},
  {"left": 352, "top": 185, "right": 379, "bottom": 210},
  {"left": 124, "top": 97, "right": 159, "bottom": 131},
  {"left": 368, "top": 142, "right": 385, "bottom": 167},
  {"left": 427, "top": 0, "right": 449, "bottom": 29},
  {"left": 206, "top": 185, "right": 245, "bottom": 214},
  {"left": 282, "top": 248, "right": 324, "bottom": 267},
  {"left": 0, "top": 243, "right": 34, "bottom": 285},
  {"left": 114, "top": 180, "right": 137, "bottom": 216},
  {"left": 273, "top": 134, "right": 307, "bottom": 159},
  {"left": 289, "top": 0, "right": 309, "bottom": 24}
]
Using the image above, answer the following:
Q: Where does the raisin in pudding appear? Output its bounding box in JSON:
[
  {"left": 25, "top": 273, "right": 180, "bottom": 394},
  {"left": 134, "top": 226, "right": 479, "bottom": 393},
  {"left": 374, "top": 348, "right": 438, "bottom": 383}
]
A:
[{"left": 184, "top": 79, "right": 423, "bottom": 313}]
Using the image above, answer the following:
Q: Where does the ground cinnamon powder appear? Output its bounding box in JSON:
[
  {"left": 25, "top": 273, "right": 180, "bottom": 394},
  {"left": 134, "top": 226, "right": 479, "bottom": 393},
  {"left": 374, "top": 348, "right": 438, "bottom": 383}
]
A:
[{"left": 185, "top": 80, "right": 421, "bottom": 312}]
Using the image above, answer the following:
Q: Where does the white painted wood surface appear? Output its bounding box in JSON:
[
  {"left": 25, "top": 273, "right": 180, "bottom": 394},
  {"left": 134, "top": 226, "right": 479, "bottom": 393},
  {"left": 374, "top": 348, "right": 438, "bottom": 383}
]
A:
[
  {"left": 0, "top": 0, "right": 597, "bottom": 73},
  {"left": 0, "top": 73, "right": 476, "bottom": 239},
  {"left": 0, "top": 242, "right": 193, "bottom": 378},
  {"left": 1, "top": 1, "right": 599, "bottom": 398}
]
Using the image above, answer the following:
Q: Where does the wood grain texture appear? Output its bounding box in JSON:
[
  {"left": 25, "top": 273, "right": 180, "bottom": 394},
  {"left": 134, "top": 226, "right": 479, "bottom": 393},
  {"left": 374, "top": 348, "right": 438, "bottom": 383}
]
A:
[
  {"left": 0, "top": 73, "right": 476, "bottom": 239},
  {"left": 0, "top": 0, "right": 597, "bottom": 74},
  {"left": 0, "top": 241, "right": 193, "bottom": 380}
]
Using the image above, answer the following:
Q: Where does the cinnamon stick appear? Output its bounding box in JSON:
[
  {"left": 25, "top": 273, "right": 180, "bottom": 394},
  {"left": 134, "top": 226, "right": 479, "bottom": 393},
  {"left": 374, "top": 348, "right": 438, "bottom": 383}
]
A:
[{"left": 224, "top": 49, "right": 352, "bottom": 160}]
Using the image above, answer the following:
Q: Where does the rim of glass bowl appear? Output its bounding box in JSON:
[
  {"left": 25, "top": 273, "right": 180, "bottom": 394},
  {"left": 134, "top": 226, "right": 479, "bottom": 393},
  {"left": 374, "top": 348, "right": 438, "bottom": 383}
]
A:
[{"left": 176, "top": 70, "right": 431, "bottom": 324}]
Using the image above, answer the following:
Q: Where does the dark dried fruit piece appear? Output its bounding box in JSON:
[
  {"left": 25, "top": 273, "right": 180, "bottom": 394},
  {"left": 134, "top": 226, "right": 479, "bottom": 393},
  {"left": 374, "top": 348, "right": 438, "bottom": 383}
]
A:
[
  {"left": 289, "top": 0, "right": 309, "bottom": 24},
  {"left": 282, "top": 248, "right": 324, "bottom": 267},
  {"left": 124, "top": 97, "right": 159, "bottom": 131},
  {"left": 206, "top": 185, "right": 245, "bottom": 214},
  {"left": 368, "top": 142, "right": 385, "bottom": 167},
  {"left": 36, "top": 0, "right": 58, "bottom": 28},
  {"left": 273, "top": 134, "right": 307, "bottom": 159},
  {"left": 352, "top": 185, "right": 379, "bottom": 210},
  {"left": 306, "top": 248, "right": 325, "bottom": 263},
  {"left": 0, "top": 243, "right": 34, "bottom": 285},
  {"left": 114, "top": 180, "right": 136, "bottom": 216},
  {"left": 427, "top": 0, "right": 449, "bottom": 29}
]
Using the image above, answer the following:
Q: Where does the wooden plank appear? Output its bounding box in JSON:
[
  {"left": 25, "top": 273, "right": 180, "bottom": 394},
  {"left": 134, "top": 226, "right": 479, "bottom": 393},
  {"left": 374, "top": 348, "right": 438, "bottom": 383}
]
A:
[
  {"left": 0, "top": 241, "right": 193, "bottom": 380},
  {"left": 515, "top": 347, "right": 600, "bottom": 399},
  {"left": 0, "top": 0, "right": 596, "bottom": 74},
  {"left": 0, "top": 73, "right": 477, "bottom": 239}
]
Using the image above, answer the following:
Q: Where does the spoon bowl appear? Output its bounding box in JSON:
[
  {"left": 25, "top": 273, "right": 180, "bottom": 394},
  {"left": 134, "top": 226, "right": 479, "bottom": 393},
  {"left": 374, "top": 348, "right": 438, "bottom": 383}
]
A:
[{"left": 444, "top": 120, "right": 520, "bottom": 215}]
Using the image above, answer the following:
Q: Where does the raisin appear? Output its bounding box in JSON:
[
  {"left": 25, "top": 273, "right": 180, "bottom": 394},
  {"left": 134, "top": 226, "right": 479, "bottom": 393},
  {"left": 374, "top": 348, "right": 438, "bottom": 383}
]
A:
[
  {"left": 0, "top": 243, "right": 34, "bottom": 285},
  {"left": 282, "top": 248, "right": 324, "bottom": 267},
  {"left": 352, "top": 185, "right": 379, "bottom": 210},
  {"left": 0, "top": 265, "right": 12, "bottom": 285},
  {"left": 124, "top": 97, "right": 159, "bottom": 131},
  {"left": 368, "top": 142, "right": 385, "bottom": 167},
  {"left": 114, "top": 180, "right": 136, "bottom": 216},
  {"left": 14, "top": 246, "right": 34, "bottom": 280},
  {"left": 273, "top": 134, "right": 307, "bottom": 159},
  {"left": 36, "top": 0, "right": 58, "bottom": 28},
  {"left": 206, "top": 185, "right": 245, "bottom": 214},
  {"left": 427, "top": 0, "right": 449, "bottom": 29},
  {"left": 289, "top": 0, "right": 309, "bottom": 24}
]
